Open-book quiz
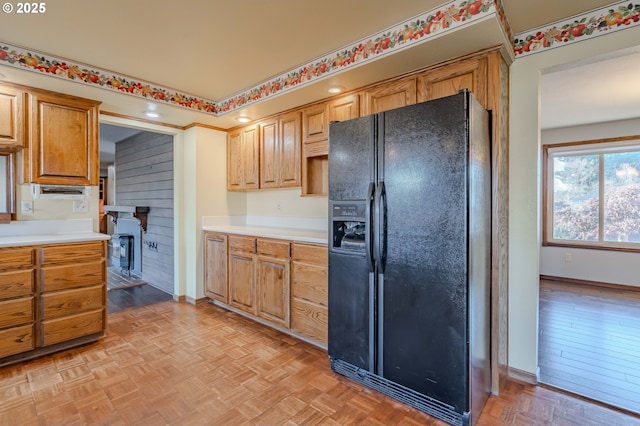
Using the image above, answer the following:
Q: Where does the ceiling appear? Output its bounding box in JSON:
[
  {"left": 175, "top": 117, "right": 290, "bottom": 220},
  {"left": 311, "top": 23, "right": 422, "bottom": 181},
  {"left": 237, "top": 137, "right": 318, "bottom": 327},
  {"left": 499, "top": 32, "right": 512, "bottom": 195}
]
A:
[{"left": 0, "top": 0, "right": 636, "bottom": 132}]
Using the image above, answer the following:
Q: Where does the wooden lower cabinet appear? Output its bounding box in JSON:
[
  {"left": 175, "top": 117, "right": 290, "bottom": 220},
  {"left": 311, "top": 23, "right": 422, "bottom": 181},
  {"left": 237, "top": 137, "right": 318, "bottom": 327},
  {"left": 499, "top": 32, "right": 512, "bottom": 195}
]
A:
[
  {"left": 204, "top": 232, "right": 228, "bottom": 302},
  {"left": 228, "top": 235, "right": 257, "bottom": 315},
  {"left": 256, "top": 239, "right": 290, "bottom": 328},
  {"left": 291, "top": 242, "right": 328, "bottom": 345},
  {"left": 0, "top": 325, "right": 34, "bottom": 358},
  {"left": 205, "top": 232, "right": 328, "bottom": 347},
  {"left": 0, "top": 246, "right": 35, "bottom": 359},
  {"left": 0, "top": 241, "right": 106, "bottom": 366}
]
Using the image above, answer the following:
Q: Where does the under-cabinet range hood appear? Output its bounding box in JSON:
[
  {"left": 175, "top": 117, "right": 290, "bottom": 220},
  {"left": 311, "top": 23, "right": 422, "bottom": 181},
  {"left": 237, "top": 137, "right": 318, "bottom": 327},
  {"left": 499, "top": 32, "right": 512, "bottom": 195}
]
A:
[{"left": 30, "top": 184, "right": 91, "bottom": 200}]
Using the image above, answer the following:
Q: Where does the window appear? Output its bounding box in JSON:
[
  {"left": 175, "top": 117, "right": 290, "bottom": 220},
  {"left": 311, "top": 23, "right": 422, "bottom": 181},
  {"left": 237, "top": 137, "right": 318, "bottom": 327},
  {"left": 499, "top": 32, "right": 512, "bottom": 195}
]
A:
[{"left": 543, "top": 137, "right": 640, "bottom": 251}]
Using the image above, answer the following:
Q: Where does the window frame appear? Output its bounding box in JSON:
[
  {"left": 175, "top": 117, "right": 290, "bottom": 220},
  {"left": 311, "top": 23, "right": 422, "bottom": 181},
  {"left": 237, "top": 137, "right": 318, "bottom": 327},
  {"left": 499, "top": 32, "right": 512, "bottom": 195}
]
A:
[{"left": 542, "top": 135, "right": 640, "bottom": 253}]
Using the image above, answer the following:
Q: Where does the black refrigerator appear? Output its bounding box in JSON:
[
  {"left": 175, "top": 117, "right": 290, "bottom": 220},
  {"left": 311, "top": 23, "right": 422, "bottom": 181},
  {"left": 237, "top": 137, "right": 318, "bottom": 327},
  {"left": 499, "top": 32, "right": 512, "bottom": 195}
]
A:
[{"left": 328, "top": 91, "right": 491, "bottom": 426}]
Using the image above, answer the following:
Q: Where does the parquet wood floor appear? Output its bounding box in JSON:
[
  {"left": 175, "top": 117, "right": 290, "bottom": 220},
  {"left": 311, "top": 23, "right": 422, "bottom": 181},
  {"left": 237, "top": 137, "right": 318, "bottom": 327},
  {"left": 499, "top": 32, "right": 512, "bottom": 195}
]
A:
[
  {"left": 1, "top": 300, "right": 639, "bottom": 425},
  {"left": 539, "top": 279, "right": 640, "bottom": 415}
]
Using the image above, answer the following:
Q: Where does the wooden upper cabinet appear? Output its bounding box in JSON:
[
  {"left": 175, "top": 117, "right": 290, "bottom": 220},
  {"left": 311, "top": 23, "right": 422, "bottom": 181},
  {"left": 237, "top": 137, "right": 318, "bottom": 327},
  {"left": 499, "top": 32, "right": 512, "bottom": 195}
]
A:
[
  {"left": 302, "top": 103, "right": 329, "bottom": 144},
  {"left": 227, "top": 124, "right": 260, "bottom": 191},
  {"left": 260, "top": 111, "right": 301, "bottom": 189},
  {"left": 302, "top": 93, "right": 361, "bottom": 144},
  {"left": 241, "top": 125, "right": 260, "bottom": 190},
  {"left": 0, "top": 84, "right": 26, "bottom": 148},
  {"left": 417, "top": 56, "right": 488, "bottom": 109},
  {"left": 362, "top": 79, "right": 416, "bottom": 115},
  {"left": 227, "top": 130, "right": 243, "bottom": 191},
  {"left": 328, "top": 93, "right": 360, "bottom": 122},
  {"left": 26, "top": 90, "right": 100, "bottom": 185},
  {"left": 278, "top": 111, "right": 301, "bottom": 188},
  {"left": 260, "top": 118, "right": 278, "bottom": 189}
]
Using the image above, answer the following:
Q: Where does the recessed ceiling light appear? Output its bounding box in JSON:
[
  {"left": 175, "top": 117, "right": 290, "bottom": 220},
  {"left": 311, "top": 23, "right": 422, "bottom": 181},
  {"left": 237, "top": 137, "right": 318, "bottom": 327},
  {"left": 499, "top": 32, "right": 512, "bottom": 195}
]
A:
[
  {"left": 237, "top": 116, "right": 251, "bottom": 123},
  {"left": 144, "top": 111, "right": 160, "bottom": 118},
  {"left": 326, "top": 85, "right": 345, "bottom": 94}
]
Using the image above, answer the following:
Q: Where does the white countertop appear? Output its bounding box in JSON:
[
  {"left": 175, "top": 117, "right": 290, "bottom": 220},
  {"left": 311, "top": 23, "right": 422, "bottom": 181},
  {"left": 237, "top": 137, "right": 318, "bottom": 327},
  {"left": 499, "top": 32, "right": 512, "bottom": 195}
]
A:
[
  {"left": 202, "top": 216, "right": 328, "bottom": 244},
  {"left": 0, "top": 219, "right": 111, "bottom": 248},
  {"left": 0, "top": 233, "right": 110, "bottom": 248}
]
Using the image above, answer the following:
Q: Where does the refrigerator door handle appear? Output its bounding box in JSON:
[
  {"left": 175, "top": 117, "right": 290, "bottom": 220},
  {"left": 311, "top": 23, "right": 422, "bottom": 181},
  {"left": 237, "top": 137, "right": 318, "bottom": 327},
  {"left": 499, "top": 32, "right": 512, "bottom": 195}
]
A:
[
  {"left": 365, "top": 181, "right": 375, "bottom": 272},
  {"left": 374, "top": 181, "right": 386, "bottom": 272}
]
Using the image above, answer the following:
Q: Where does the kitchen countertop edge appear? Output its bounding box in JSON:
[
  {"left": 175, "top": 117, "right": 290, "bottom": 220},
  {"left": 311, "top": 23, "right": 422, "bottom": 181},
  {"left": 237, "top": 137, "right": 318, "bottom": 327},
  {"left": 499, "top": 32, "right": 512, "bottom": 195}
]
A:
[
  {"left": 202, "top": 225, "right": 328, "bottom": 245},
  {"left": 0, "top": 233, "right": 111, "bottom": 248}
]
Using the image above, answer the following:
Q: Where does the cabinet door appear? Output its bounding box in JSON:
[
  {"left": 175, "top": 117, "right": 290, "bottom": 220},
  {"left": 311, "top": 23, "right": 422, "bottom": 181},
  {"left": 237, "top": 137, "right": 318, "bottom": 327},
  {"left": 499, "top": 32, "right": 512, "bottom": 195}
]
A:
[
  {"left": 260, "top": 118, "right": 278, "bottom": 189},
  {"left": 227, "top": 130, "right": 243, "bottom": 191},
  {"left": 362, "top": 79, "right": 416, "bottom": 115},
  {"left": 256, "top": 255, "right": 290, "bottom": 327},
  {"left": 328, "top": 93, "right": 360, "bottom": 122},
  {"left": 27, "top": 91, "right": 100, "bottom": 185},
  {"left": 241, "top": 125, "right": 260, "bottom": 190},
  {"left": 228, "top": 250, "right": 256, "bottom": 315},
  {"left": 204, "top": 233, "right": 228, "bottom": 302},
  {"left": 278, "top": 111, "right": 301, "bottom": 188},
  {"left": 0, "top": 84, "right": 26, "bottom": 147},
  {"left": 417, "top": 56, "right": 488, "bottom": 108},
  {"left": 302, "top": 103, "right": 329, "bottom": 144}
]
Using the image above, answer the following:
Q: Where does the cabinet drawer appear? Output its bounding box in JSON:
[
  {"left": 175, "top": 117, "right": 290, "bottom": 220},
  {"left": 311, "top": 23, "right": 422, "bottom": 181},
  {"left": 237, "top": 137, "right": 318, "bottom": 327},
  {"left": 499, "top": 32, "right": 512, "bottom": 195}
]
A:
[
  {"left": 257, "top": 239, "right": 290, "bottom": 258},
  {"left": 41, "top": 242, "right": 105, "bottom": 265},
  {"left": 291, "top": 299, "right": 327, "bottom": 345},
  {"left": 291, "top": 243, "right": 327, "bottom": 265},
  {"left": 228, "top": 235, "right": 256, "bottom": 253},
  {"left": 41, "top": 285, "right": 104, "bottom": 320},
  {"left": 303, "top": 140, "right": 328, "bottom": 157},
  {"left": 291, "top": 263, "right": 328, "bottom": 306},
  {"left": 0, "top": 324, "right": 34, "bottom": 358},
  {"left": 41, "top": 261, "right": 105, "bottom": 292},
  {"left": 0, "top": 269, "right": 34, "bottom": 299},
  {"left": 0, "top": 296, "right": 34, "bottom": 329},
  {"left": 41, "top": 308, "right": 104, "bottom": 346},
  {"left": 0, "top": 247, "right": 35, "bottom": 271}
]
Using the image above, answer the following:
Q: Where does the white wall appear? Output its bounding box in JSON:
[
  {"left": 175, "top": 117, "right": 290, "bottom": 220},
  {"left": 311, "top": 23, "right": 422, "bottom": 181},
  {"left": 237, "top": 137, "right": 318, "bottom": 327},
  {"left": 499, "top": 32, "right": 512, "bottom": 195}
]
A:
[
  {"left": 190, "top": 126, "right": 246, "bottom": 300},
  {"left": 246, "top": 188, "right": 327, "bottom": 219},
  {"left": 509, "top": 28, "right": 640, "bottom": 377},
  {"left": 540, "top": 118, "right": 640, "bottom": 287},
  {"left": 15, "top": 183, "right": 100, "bottom": 229}
]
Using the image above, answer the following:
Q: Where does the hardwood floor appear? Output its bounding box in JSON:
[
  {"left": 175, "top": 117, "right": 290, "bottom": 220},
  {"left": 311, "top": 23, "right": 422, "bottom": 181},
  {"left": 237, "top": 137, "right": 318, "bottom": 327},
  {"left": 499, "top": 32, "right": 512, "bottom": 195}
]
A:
[
  {"left": 107, "top": 284, "right": 173, "bottom": 313},
  {"left": 539, "top": 279, "right": 640, "bottom": 415},
  {"left": 107, "top": 264, "right": 173, "bottom": 313},
  {"left": 1, "top": 300, "right": 640, "bottom": 425},
  {"left": 107, "top": 266, "right": 146, "bottom": 291}
]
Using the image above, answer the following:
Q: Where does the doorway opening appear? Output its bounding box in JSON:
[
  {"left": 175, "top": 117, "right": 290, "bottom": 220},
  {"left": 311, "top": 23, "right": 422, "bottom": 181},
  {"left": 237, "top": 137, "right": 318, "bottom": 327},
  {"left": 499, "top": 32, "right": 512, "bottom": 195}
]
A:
[
  {"left": 99, "top": 123, "right": 175, "bottom": 297},
  {"left": 538, "top": 47, "right": 640, "bottom": 414}
]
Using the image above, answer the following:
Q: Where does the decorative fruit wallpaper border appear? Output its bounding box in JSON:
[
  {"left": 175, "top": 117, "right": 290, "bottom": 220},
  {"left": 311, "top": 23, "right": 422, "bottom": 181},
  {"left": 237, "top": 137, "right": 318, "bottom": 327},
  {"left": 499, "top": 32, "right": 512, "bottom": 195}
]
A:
[
  {"left": 0, "top": 0, "right": 498, "bottom": 117},
  {"left": 514, "top": 1, "right": 640, "bottom": 57},
  {"left": 215, "top": 0, "right": 499, "bottom": 114},
  {"left": 0, "top": 0, "right": 637, "bottom": 116}
]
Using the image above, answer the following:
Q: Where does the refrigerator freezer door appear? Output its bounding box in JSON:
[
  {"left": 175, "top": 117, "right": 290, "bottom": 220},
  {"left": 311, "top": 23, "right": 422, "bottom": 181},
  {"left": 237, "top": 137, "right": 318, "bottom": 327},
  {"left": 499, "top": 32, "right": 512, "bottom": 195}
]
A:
[
  {"left": 328, "top": 252, "right": 375, "bottom": 371},
  {"left": 328, "top": 115, "right": 377, "bottom": 372},
  {"left": 328, "top": 116, "right": 376, "bottom": 201}
]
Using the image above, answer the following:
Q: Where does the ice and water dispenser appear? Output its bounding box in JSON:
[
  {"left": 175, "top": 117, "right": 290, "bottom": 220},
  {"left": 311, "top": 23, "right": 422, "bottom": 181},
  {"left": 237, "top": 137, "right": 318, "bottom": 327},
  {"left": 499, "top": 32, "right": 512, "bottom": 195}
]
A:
[{"left": 330, "top": 201, "right": 367, "bottom": 255}]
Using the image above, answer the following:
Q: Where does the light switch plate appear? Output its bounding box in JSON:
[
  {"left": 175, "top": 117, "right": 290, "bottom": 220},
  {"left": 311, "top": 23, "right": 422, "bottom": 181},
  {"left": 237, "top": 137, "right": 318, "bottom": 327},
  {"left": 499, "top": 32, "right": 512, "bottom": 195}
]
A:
[
  {"left": 21, "top": 200, "right": 34, "bottom": 214},
  {"left": 73, "top": 199, "right": 88, "bottom": 213}
]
